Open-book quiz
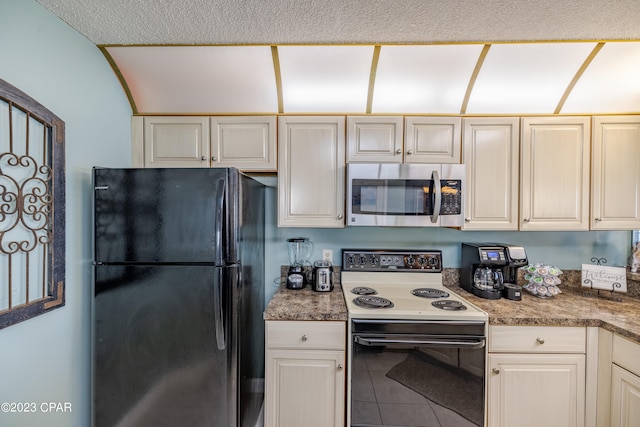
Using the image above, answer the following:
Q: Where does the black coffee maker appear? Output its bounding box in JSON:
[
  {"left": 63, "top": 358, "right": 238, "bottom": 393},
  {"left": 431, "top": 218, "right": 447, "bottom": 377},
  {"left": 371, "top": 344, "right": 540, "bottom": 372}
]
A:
[
  {"left": 498, "top": 244, "right": 528, "bottom": 300},
  {"left": 461, "top": 242, "right": 528, "bottom": 300}
]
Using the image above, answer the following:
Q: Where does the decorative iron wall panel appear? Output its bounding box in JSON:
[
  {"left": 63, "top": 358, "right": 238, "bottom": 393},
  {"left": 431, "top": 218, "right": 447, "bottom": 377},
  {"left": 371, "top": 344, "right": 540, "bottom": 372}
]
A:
[{"left": 0, "top": 78, "right": 65, "bottom": 328}]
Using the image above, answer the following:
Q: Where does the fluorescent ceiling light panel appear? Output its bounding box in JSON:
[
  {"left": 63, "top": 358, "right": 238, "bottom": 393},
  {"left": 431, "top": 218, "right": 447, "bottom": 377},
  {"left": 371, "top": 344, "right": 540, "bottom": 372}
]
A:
[
  {"left": 562, "top": 42, "right": 640, "bottom": 113},
  {"left": 106, "top": 46, "right": 278, "bottom": 113},
  {"left": 466, "top": 43, "right": 597, "bottom": 114},
  {"left": 372, "top": 44, "right": 484, "bottom": 113},
  {"left": 278, "top": 45, "right": 374, "bottom": 113}
]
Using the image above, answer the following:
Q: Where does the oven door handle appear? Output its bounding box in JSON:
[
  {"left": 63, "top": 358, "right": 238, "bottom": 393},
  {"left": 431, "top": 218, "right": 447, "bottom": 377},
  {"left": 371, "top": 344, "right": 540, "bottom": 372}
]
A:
[{"left": 354, "top": 335, "right": 485, "bottom": 349}]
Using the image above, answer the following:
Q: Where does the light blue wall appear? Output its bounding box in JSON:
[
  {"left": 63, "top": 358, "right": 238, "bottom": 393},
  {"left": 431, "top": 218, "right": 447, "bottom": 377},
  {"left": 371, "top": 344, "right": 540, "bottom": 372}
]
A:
[
  {"left": 263, "top": 184, "right": 632, "bottom": 302},
  {"left": 0, "top": 2, "right": 635, "bottom": 427},
  {"left": 0, "top": 1, "right": 132, "bottom": 426}
]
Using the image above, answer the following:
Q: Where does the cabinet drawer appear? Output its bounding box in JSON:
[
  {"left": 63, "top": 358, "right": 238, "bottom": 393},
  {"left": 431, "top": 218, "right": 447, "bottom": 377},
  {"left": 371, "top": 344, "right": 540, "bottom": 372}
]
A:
[
  {"left": 612, "top": 334, "right": 640, "bottom": 375},
  {"left": 266, "top": 321, "right": 346, "bottom": 350},
  {"left": 489, "top": 326, "right": 586, "bottom": 353}
]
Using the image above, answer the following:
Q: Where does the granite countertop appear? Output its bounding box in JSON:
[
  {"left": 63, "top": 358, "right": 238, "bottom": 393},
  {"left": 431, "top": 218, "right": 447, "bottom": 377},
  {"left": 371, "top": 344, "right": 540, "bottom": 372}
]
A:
[
  {"left": 264, "top": 267, "right": 640, "bottom": 344},
  {"left": 263, "top": 283, "right": 348, "bottom": 321},
  {"left": 443, "top": 269, "right": 640, "bottom": 344}
]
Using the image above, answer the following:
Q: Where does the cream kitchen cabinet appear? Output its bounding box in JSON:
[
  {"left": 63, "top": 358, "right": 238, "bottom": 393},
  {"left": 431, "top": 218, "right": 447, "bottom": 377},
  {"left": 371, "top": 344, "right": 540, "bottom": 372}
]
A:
[
  {"left": 462, "top": 117, "right": 520, "bottom": 230},
  {"left": 133, "top": 116, "right": 210, "bottom": 168},
  {"left": 131, "top": 115, "right": 277, "bottom": 171},
  {"left": 610, "top": 334, "right": 640, "bottom": 427},
  {"left": 265, "top": 321, "right": 346, "bottom": 427},
  {"left": 346, "top": 116, "right": 404, "bottom": 163},
  {"left": 347, "top": 116, "right": 461, "bottom": 164},
  {"left": 520, "top": 116, "right": 591, "bottom": 231},
  {"left": 278, "top": 116, "right": 345, "bottom": 227},
  {"left": 210, "top": 116, "right": 277, "bottom": 171},
  {"left": 591, "top": 116, "right": 640, "bottom": 230},
  {"left": 404, "top": 116, "right": 462, "bottom": 163},
  {"left": 488, "top": 325, "right": 587, "bottom": 427}
]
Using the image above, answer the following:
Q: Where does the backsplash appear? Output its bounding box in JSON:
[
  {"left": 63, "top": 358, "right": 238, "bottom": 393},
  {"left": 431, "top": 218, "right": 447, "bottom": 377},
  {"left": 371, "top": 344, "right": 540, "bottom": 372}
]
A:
[
  {"left": 277, "top": 264, "right": 639, "bottom": 300},
  {"left": 443, "top": 268, "right": 640, "bottom": 300}
]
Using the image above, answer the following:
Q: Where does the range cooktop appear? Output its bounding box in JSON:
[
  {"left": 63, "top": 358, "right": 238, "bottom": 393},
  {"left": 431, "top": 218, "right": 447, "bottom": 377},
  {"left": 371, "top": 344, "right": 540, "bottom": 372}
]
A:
[{"left": 341, "top": 249, "right": 487, "bottom": 321}]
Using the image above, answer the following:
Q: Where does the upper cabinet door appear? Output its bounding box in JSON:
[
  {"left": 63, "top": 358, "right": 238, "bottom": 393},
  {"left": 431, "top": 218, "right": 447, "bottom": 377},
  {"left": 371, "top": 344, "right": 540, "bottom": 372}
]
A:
[
  {"left": 211, "top": 116, "right": 277, "bottom": 171},
  {"left": 591, "top": 116, "right": 640, "bottom": 230},
  {"left": 143, "top": 116, "right": 210, "bottom": 168},
  {"left": 404, "top": 117, "right": 461, "bottom": 164},
  {"left": 462, "top": 117, "right": 520, "bottom": 230},
  {"left": 278, "top": 116, "right": 345, "bottom": 228},
  {"left": 520, "top": 117, "right": 591, "bottom": 231},
  {"left": 346, "top": 116, "right": 403, "bottom": 163}
]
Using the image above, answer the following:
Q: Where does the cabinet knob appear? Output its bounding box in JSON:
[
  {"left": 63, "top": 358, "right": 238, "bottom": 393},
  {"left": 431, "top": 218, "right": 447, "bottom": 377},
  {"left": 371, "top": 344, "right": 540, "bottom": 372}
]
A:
[
  {"left": 201, "top": 156, "right": 207, "bottom": 161},
  {"left": 465, "top": 217, "right": 471, "bottom": 222},
  {"left": 301, "top": 334, "right": 308, "bottom": 342},
  {"left": 492, "top": 368, "right": 500, "bottom": 375},
  {"left": 523, "top": 218, "right": 530, "bottom": 222},
  {"left": 395, "top": 148, "right": 402, "bottom": 155},
  {"left": 595, "top": 218, "right": 601, "bottom": 221},
  {"left": 406, "top": 150, "right": 413, "bottom": 155},
  {"left": 212, "top": 156, "right": 217, "bottom": 161},
  {"left": 337, "top": 214, "right": 343, "bottom": 220},
  {"left": 337, "top": 364, "right": 343, "bottom": 370},
  {"left": 536, "top": 337, "right": 545, "bottom": 345}
]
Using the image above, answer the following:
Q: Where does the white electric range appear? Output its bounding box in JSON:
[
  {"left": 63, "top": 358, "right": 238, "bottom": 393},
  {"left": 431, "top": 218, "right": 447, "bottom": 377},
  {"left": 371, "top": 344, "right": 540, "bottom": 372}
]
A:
[
  {"left": 341, "top": 249, "right": 488, "bottom": 427},
  {"left": 341, "top": 249, "right": 487, "bottom": 322}
]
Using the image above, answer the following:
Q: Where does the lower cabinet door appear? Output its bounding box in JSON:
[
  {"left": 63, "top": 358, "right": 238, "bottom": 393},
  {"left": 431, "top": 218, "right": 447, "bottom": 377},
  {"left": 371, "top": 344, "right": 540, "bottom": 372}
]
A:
[
  {"left": 611, "top": 364, "right": 640, "bottom": 427},
  {"left": 265, "top": 349, "right": 345, "bottom": 427},
  {"left": 488, "top": 354, "right": 585, "bottom": 427}
]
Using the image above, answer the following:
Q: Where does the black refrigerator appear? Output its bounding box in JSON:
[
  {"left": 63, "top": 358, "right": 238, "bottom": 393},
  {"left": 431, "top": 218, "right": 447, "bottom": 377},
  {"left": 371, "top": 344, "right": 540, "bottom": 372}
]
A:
[{"left": 92, "top": 167, "right": 265, "bottom": 427}]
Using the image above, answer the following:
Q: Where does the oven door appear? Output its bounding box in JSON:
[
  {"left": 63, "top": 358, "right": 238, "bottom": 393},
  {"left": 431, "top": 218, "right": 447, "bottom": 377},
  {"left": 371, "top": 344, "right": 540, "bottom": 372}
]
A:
[{"left": 350, "top": 321, "right": 485, "bottom": 427}]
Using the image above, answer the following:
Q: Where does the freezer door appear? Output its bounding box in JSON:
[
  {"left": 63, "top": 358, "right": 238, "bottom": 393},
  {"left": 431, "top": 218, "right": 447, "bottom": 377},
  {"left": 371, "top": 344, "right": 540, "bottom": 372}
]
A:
[
  {"left": 93, "top": 265, "right": 236, "bottom": 427},
  {"left": 93, "top": 168, "right": 238, "bottom": 264}
]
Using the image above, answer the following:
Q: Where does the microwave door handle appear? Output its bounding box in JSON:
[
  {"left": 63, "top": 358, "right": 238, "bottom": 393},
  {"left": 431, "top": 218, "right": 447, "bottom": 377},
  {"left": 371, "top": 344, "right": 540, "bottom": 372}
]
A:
[{"left": 431, "top": 169, "right": 441, "bottom": 223}]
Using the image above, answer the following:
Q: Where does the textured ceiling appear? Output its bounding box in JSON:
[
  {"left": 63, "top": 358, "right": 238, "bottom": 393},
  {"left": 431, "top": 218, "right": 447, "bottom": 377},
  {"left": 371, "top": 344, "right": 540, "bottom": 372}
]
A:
[{"left": 35, "top": 0, "right": 640, "bottom": 45}]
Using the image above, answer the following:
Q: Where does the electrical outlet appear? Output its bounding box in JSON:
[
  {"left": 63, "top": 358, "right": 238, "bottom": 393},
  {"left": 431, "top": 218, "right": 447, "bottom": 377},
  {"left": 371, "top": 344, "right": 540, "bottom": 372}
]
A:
[{"left": 322, "top": 249, "right": 333, "bottom": 263}]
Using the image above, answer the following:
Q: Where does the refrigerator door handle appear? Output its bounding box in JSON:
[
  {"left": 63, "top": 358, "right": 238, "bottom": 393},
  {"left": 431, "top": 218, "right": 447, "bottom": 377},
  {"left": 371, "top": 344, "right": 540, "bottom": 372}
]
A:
[
  {"left": 214, "top": 179, "right": 226, "bottom": 266},
  {"left": 214, "top": 268, "right": 226, "bottom": 350}
]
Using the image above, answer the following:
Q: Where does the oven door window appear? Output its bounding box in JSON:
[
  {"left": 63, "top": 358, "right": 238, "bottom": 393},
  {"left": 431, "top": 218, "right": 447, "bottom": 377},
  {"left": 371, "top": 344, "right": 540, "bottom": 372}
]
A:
[
  {"left": 351, "top": 338, "right": 484, "bottom": 427},
  {"left": 352, "top": 179, "right": 435, "bottom": 216}
]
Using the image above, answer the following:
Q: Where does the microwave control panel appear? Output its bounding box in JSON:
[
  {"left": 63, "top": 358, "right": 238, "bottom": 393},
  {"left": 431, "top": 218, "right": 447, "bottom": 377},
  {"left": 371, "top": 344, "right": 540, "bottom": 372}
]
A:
[
  {"left": 440, "top": 180, "right": 462, "bottom": 215},
  {"left": 342, "top": 249, "right": 442, "bottom": 272}
]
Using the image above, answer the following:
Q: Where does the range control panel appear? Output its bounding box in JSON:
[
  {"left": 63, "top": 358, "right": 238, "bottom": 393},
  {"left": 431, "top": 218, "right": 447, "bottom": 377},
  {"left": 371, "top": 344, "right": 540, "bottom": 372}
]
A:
[{"left": 342, "top": 249, "right": 442, "bottom": 272}]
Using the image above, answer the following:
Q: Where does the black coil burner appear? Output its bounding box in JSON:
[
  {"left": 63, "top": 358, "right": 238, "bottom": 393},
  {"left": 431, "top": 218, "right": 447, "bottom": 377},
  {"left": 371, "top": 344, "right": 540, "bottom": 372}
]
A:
[
  {"left": 351, "top": 287, "right": 378, "bottom": 296},
  {"left": 431, "top": 300, "right": 467, "bottom": 311},
  {"left": 353, "top": 296, "right": 394, "bottom": 309},
  {"left": 411, "top": 288, "right": 450, "bottom": 299}
]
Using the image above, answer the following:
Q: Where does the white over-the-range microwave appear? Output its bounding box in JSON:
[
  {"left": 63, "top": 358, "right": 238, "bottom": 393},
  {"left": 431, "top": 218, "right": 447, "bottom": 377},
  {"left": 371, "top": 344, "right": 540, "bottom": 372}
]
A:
[{"left": 347, "top": 163, "right": 465, "bottom": 227}]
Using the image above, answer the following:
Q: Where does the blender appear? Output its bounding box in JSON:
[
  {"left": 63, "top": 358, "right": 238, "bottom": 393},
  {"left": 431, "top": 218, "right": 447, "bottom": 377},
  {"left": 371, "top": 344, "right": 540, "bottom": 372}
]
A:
[{"left": 286, "top": 237, "right": 312, "bottom": 289}]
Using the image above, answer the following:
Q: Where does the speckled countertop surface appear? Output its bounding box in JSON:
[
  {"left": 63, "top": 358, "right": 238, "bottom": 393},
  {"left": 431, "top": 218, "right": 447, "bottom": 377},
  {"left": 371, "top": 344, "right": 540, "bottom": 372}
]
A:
[
  {"left": 263, "top": 268, "right": 348, "bottom": 321},
  {"left": 443, "top": 268, "right": 640, "bottom": 344},
  {"left": 263, "top": 284, "right": 348, "bottom": 321},
  {"left": 264, "top": 267, "right": 640, "bottom": 343}
]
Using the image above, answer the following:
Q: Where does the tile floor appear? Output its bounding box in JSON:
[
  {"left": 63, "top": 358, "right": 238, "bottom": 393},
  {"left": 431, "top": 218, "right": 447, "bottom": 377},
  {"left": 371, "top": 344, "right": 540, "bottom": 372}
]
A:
[{"left": 351, "top": 350, "right": 479, "bottom": 427}]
